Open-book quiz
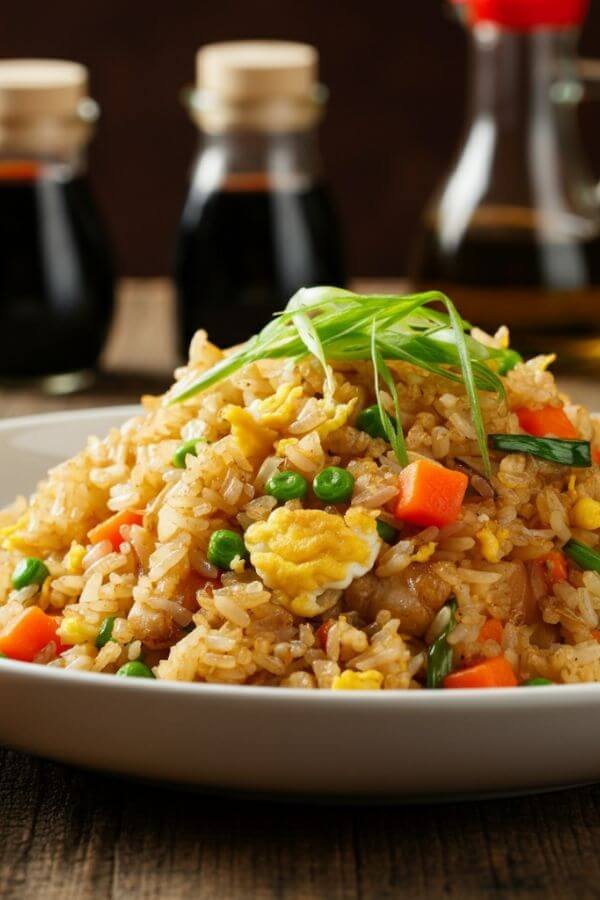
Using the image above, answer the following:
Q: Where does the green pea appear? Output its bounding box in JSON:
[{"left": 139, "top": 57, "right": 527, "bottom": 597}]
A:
[
  {"left": 313, "top": 467, "right": 355, "bottom": 504},
  {"left": 376, "top": 519, "right": 398, "bottom": 543},
  {"left": 12, "top": 557, "right": 50, "bottom": 590},
  {"left": 265, "top": 470, "right": 308, "bottom": 502},
  {"left": 116, "top": 661, "right": 155, "bottom": 678},
  {"left": 172, "top": 438, "right": 206, "bottom": 469},
  {"left": 523, "top": 677, "right": 554, "bottom": 686},
  {"left": 95, "top": 616, "right": 116, "bottom": 649},
  {"left": 207, "top": 529, "right": 248, "bottom": 570},
  {"left": 356, "top": 405, "right": 396, "bottom": 440},
  {"left": 0, "top": 652, "right": 6, "bottom": 659}
]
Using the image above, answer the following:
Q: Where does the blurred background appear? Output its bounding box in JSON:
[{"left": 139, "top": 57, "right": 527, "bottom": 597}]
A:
[{"left": 2, "top": 0, "right": 598, "bottom": 279}]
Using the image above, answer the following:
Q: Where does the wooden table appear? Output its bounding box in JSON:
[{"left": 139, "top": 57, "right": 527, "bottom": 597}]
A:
[{"left": 2, "top": 280, "right": 600, "bottom": 900}]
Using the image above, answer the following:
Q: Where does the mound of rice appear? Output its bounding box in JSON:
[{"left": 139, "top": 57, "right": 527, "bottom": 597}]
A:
[{"left": 2, "top": 324, "right": 600, "bottom": 688}]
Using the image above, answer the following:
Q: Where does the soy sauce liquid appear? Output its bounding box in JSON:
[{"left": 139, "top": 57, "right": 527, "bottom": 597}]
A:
[
  {"left": 175, "top": 172, "right": 344, "bottom": 351},
  {"left": 0, "top": 161, "right": 114, "bottom": 384},
  {"left": 413, "top": 212, "right": 600, "bottom": 368}
]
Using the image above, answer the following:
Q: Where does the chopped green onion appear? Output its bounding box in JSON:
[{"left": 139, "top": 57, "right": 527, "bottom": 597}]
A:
[
  {"left": 523, "top": 677, "right": 553, "bottom": 686},
  {"left": 497, "top": 349, "right": 523, "bottom": 375},
  {"left": 427, "top": 599, "right": 457, "bottom": 689},
  {"left": 489, "top": 434, "right": 591, "bottom": 468},
  {"left": 564, "top": 539, "right": 600, "bottom": 572},
  {"left": 168, "top": 287, "right": 511, "bottom": 478},
  {"left": 95, "top": 616, "right": 116, "bottom": 649},
  {"left": 376, "top": 519, "right": 398, "bottom": 543},
  {"left": 12, "top": 557, "right": 49, "bottom": 590}
]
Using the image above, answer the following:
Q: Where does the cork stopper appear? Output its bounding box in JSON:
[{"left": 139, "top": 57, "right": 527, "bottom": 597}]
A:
[
  {"left": 0, "top": 60, "right": 90, "bottom": 119},
  {"left": 192, "top": 41, "right": 323, "bottom": 132},
  {"left": 0, "top": 59, "right": 97, "bottom": 157}
]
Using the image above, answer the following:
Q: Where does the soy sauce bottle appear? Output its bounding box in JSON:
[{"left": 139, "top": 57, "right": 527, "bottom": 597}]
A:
[
  {"left": 411, "top": 0, "right": 600, "bottom": 370},
  {"left": 0, "top": 60, "right": 114, "bottom": 392},
  {"left": 175, "top": 42, "right": 344, "bottom": 352}
]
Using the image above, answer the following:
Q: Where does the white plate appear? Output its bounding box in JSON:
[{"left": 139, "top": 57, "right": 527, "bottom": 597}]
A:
[{"left": 1, "top": 406, "right": 600, "bottom": 800}]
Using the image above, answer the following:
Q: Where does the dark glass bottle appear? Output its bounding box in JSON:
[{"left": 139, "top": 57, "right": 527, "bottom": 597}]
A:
[
  {"left": 175, "top": 42, "right": 344, "bottom": 353},
  {"left": 0, "top": 60, "right": 114, "bottom": 392},
  {"left": 411, "top": 0, "right": 600, "bottom": 370}
]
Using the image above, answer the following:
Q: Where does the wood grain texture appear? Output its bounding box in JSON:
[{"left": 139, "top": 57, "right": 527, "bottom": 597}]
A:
[
  {"left": 2, "top": 279, "right": 600, "bottom": 899},
  {"left": 1, "top": 747, "right": 600, "bottom": 900}
]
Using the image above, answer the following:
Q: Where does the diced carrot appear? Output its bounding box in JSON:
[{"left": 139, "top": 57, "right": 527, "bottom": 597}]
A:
[
  {"left": 594, "top": 450, "right": 600, "bottom": 466},
  {"left": 0, "top": 607, "right": 60, "bottom": 662},
  {"left": 394, "top": 458, "right": 468, "bottom": 529},
  {"left": 539, "top": 550, "right": 568, "bottom": 585},
  {"left": 443, "top": 655, "right": 518, "bottom": 689},
  {"left": 592, "top": 630, "right": 600, "bottom": 643},
  {"left": 316, "top": 619, "right": 335, "bottom": 651},
  {"left": 515, "top": 406, "right": 578, "bottom": 439},
  {"left": 478, "top": 617, "right": 504, "bottom": 644},
  {"left": 88, "top": 509, "right": 144, "bottom": 551}
]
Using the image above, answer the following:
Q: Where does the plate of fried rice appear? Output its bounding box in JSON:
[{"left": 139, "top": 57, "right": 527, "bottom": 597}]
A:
[{"left": 2, "top": 286, "right": 600, "bottom": 799}]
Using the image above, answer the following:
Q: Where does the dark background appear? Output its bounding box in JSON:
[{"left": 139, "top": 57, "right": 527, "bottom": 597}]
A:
[{"left": 4, "top": 0, "right": 600, "bottom": 277}]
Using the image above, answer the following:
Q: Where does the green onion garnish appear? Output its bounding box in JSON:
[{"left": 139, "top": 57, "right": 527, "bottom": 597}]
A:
[
  {"left": 426, "top": 598, "right": 457, "bottom": 689},
  {"left": 489, "top": 434, "right": 591, "bottom": 468},
  {"left": 168, "top": 288, "right": 516, "bottom": 479},
  {"left": 564, "top": 539, "right": 600, "bottom": 572}
]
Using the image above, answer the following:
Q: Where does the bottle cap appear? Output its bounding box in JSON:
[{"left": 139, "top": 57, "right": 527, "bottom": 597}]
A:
[
  {"left": 0, "top": 59, "right": 98, "bottom": 157},
  {"left": 192, "top": 41, "right": 323, "bottom": 132},
  {"left": 469, "top": 0, "right": 589, "bottom": 28}
]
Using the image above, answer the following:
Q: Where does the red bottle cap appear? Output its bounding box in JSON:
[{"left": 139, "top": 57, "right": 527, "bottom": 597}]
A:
[{"left": 469, "top": 0, "right": 589, "bottom": 29}]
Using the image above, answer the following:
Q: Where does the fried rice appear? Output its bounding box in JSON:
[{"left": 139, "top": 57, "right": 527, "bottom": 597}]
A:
[{"left": 2, "top": 299, "right": 600, "bottom": 689}]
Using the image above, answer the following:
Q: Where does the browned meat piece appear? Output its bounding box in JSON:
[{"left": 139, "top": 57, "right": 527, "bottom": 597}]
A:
[
  {"left": 485, "top": 561, "right": 538, "bottom": 626},
  {"left": 343, "top": 563, "right": 453, "bottom": 636}
]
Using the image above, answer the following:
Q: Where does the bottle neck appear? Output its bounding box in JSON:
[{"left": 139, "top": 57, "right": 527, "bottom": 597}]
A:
[
  {"left": 471, "top": 25, "right": 578, "bottom": 119},
  {"left": 192, "top": 128, "right": 323, "bottom": 192}
]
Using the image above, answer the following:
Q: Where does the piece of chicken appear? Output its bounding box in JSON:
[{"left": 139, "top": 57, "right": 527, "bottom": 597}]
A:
[{"left": 343, "top": 563, "right": 453, "bottom": 637}]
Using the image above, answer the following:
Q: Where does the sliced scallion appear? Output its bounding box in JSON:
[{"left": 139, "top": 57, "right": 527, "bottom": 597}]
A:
[
  {"left": 426, "top": 598, "right": 457, "bottom": 689},
  {"left": 489, "top": 434, "right": 591, "bottom": 468},
  {"left": 168, "top": 287, "right": 516, "bottom": 479},
  {"left": 564, "top": 539, "right": 600, "bottom": 572}
]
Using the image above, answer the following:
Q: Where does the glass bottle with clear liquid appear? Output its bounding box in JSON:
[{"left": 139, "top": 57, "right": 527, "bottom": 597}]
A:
[{"left": 411, "top": 0, "right": 600, "bottom": 369}]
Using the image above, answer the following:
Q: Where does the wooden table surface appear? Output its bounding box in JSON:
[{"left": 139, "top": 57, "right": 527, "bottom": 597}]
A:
[{"left": 2, "top": 280, "right": 600, "bottom": 900}]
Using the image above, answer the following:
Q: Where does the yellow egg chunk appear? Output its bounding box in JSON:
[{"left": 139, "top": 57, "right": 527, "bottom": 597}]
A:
[
  {"left": 476, "top": 526, "right": 501, "bottom": 563},
  {"left": 332, "top": 670, "right": 383, "bottom": 691},
  {"left": 223, "top": 405, "right": 278, "bottom": 460},
  {"left": 572, "top": 497, "right": 600, "bottom": 531},
  {"left": 316, "top": 398, "right": 357, "bottom": 438},
  {"left": 66, "top": 542, "right": 86, "bottom": 574},
  {"left": 245, "top": 506, "right": 380, "bottom": 617},
  {"left": 253, "top": 383, "right": 304, "bottom": 429}
]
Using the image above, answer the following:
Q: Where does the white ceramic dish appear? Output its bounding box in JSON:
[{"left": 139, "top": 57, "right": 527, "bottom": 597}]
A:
[{"left": 1, "top": 406, "right": 600, "bottom": 800}]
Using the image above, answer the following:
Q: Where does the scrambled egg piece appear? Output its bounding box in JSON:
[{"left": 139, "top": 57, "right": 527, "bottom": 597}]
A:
[
  {"left": 245, "top": 507, "right": 380, "bottom": 617},
  {"left": 572, "top": 497, "right": 600, "bottom": 531},
  {"left": 57, "top": 614, "right": 98, "bottom": 646},
  {"left": 412, "top": 542, "right": 436, "bottom": 563},
  {"left": 476, "top": 525, "right": 509, "bottom": 563},
  {"left": 223, "top": 406, "right": 277, "bottom": 459},
  {"left": 316, "top": 398, "right": 357, "bottom": 439},
  {"left": 252, "top": 383, "right": 304, "bottom": 429},
  {"left": 332, "top": 670, "right": 383, "bottom": 691},
  {"left": 66, "top": 542, "right": 86, "bottom": 574},
  {"left": 0, "top": 515, "right": 32, "bottom": 552}
]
